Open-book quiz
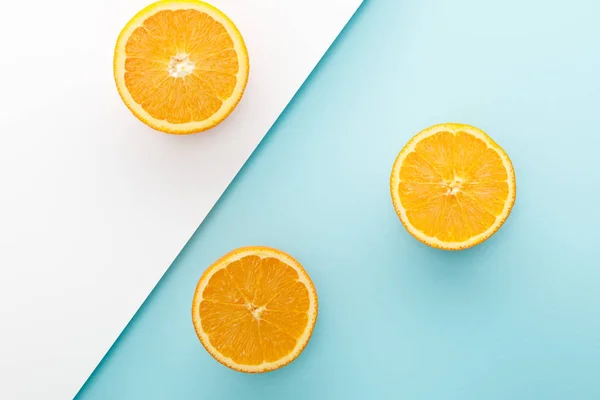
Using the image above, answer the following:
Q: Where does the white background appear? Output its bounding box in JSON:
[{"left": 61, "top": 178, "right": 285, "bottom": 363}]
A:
[{"left": 0, "top": 0, "right": 362, "bottom": 398}]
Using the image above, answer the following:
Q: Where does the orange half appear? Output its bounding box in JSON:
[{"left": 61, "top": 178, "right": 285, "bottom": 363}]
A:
[
  {"left": 113, "top": 0, "right": 249, "bottom": 134},
  {"left": 390, "top": 123, "right": 516, "bottom": 250},
  {"left": 191, "top": 246, "right": 318, "bottom": 373}
]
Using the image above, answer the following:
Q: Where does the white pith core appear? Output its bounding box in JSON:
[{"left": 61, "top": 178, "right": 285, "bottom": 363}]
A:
[
  {"left": 168, "top": 53, "right": 195, "bottom": 78},
  {"left": 247, "top": 304, "right": 266, "bottom": 320},
  {"left": 445, "top": 178, "right": 463, "bottom": 195}
]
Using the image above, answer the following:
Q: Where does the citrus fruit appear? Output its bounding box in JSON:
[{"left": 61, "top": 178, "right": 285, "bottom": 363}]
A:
[
  {"left": 113, "top": 0, "right": 249, "bottom": 134},
  {"left": 191, "top": 246, "right": 318, "bottom": 373},
  {"left": 390, "top": 123, "right": 516, "bottom": 250}
]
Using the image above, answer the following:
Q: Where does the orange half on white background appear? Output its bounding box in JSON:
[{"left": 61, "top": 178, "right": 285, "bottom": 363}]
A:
[{"left": 113, "top": 0, "right": 250, "bottom": 134}]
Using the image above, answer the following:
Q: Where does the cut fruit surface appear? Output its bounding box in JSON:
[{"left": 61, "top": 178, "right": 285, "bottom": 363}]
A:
[
  {"left": 113, "top": 0, "right": 249, "bottom": 134},
  {"left": 390, "top": 123, "right": 516, "bottom": 250},
  {"left": 191, "top": 246, "right": 318, "bottom": 373}
]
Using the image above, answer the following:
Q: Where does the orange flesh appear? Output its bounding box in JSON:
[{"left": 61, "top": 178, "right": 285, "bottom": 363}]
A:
[
  {"left": 199, "top": 256, "right": 310, "bottom": 365},
  {"left": 398, "top": 131, "right": 509, "bottom": 243},
  {"left": 124, "top": 9, "right": 239, "bottom": 123}
]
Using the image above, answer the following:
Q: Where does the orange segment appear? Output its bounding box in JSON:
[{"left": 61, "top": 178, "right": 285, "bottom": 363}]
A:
[
  {"left": 259, "top": 320, "right": 298, "bottom": 363},
  {"left": 200, "top": 302, "right": 263, "bottom": 365},
  {"left": 413, "top": 130, "right": 456, "bottom": 181},
  {"left": 192, "top": 247, "right": 318, "bottom": 373},
  {"left": 462, "top": 181, "right": 509, "bottom": 216},
  {"left": 261, "top": 310, "right": 309, "bottom": 339},
  {"left": 114, "top": 0, "right": 249, "bottom": 134},
  {"left": 390, "top": 123, "right": 516, "bottom": 250},
  {"left": 399, "top": 152, "right": 444, "bottom": 183},
  {"left": 254, "top": 257, "right": 311, "bottom": 312}
]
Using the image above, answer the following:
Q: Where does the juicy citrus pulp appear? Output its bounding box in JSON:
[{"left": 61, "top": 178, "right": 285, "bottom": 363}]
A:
[
  {"left": 113, "top": 0, "right": 249, "bottom": 134},
  {"left": 191, "top": 247, "right": 318, "bottom": 373},
  {"left": 390, "top": 123, "right": 516, "bottom": 250}
]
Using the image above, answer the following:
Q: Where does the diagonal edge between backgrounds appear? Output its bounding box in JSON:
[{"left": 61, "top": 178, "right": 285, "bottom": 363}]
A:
[{"left": 74, "top": 0, "right": 367, "bottom": 397}]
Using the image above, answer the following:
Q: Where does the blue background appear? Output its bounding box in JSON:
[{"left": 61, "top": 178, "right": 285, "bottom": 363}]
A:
[{"left": 78, "top": 0, "right": 600, "bottom": 398}]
